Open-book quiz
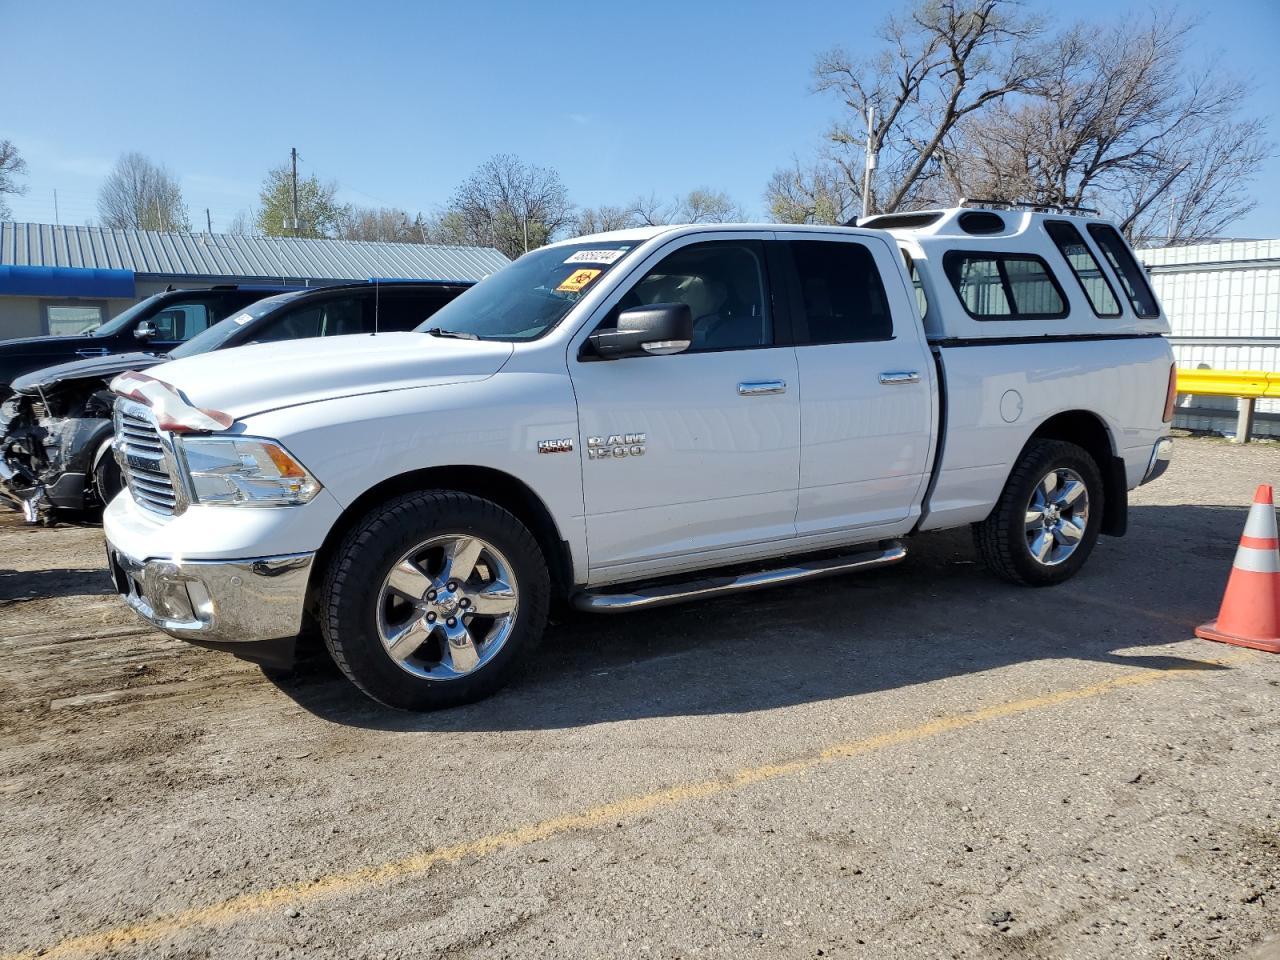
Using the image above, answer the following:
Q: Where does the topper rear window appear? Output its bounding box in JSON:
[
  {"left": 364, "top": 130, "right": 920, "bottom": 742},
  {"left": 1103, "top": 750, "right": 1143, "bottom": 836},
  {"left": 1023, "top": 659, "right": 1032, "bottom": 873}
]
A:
[{"left": 943, "top": 252, "right": 1068, "bottom": 321}]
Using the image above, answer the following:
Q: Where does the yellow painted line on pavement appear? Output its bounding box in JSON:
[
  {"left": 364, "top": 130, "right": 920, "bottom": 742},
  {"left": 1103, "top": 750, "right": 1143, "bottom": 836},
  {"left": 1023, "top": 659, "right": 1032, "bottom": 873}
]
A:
[
  {"left": 1072, "top": 593, "right": 1203, "bottom": 628},
  {"left": 5, "top": 653, "right": 1251, "bottom": 960}
]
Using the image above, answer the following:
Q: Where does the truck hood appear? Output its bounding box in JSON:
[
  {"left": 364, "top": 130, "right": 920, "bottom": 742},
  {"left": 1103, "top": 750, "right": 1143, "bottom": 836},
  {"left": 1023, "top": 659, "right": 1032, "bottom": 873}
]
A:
[
  {"left": 148, "top": 332, "right": 514, "bottom": 421},
  {"left": 12, "top": 351, "right": 168, "bottom": 394}
]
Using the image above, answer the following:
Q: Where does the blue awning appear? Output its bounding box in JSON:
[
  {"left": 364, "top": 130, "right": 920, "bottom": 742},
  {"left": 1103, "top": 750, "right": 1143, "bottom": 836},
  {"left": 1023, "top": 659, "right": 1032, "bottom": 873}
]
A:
[{"left": 0, "top": 265, "right": 136, "bottom": 299}]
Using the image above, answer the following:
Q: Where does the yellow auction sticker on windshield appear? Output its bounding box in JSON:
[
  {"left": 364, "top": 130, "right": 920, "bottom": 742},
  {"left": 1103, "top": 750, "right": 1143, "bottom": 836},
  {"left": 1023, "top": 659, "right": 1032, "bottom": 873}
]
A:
[{"left": 557, "top": 268, "right": 602, "bottom": 293}]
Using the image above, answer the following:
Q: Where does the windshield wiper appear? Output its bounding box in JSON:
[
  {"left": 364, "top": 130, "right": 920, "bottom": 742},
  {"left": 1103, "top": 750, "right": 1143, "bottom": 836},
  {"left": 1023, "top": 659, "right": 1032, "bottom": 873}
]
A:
[{"left": 424, "top": 327, "right": 479, "bottom": 341}]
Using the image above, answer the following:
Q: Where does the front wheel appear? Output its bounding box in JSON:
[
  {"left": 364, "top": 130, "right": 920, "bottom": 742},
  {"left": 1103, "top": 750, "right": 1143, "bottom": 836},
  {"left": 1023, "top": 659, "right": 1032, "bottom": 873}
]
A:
[
  {"left": 93, "top": 445, "right": 124, "bottom": 509},
  {"left": 320, "top": 491, "right": 550, "bottom": 710},
  {"left": 973, "top": 439, "right": 1104, "bottom": 586}
]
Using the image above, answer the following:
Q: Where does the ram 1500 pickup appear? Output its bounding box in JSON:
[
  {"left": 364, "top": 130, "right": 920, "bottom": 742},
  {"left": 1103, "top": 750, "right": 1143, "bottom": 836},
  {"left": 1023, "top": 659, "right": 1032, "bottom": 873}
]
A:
[{"left": 102, "top": 206, "right": 1177, "bottom": 709}]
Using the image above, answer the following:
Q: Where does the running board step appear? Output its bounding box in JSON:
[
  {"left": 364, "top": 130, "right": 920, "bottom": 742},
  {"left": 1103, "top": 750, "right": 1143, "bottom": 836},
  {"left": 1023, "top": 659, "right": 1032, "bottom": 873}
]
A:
[{"left": 572, "top": 541, "right": 907, "bottom": 613}]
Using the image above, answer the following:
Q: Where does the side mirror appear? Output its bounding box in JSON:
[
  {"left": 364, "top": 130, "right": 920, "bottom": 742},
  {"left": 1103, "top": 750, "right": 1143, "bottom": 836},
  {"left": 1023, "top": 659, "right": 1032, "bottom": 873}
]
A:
[
  {"left": 134, "top": 319, "right": 158, "bottom": 341},
  {"left": 588, "top": 303, "right": 693, "bottom": 360}
]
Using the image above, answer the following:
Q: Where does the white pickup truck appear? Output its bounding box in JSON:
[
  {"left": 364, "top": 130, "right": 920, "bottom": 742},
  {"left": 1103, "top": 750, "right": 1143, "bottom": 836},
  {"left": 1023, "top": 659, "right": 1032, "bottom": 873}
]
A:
[{"left": 103, "top": 206, "right": 1176, "bottom": 709}]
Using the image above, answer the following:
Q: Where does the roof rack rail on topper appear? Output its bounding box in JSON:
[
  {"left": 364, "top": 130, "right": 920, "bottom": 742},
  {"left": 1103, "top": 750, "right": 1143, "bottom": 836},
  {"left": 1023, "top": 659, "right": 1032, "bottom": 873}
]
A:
[{"left": 957, "top": 198, "right": 1101, "bottom": 216}]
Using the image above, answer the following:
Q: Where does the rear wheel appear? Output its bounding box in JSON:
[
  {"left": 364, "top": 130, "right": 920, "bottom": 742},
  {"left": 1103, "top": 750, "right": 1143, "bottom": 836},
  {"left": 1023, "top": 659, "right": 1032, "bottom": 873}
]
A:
[
  {"left": 973, "top": 439, "right": 1104, "bottom": 586},
  {"left": 320, "top": 491, "right": 550, "bottom": 710}
]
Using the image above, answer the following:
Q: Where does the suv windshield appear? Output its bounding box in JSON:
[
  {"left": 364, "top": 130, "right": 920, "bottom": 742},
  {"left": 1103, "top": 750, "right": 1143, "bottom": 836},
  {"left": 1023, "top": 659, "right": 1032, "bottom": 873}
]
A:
[
  {"left": 415, "top": 241, "right": 638, "bottom": 341},
  {"left": 168, "top": 292, "right": 303, "bottom": 358}
]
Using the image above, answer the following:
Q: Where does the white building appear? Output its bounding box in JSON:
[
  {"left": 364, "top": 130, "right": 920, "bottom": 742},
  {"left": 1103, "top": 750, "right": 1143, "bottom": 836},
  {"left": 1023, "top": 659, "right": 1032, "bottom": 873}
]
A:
[{"left": 1142, "top": 240, "right": 1280, "bottom": 439}]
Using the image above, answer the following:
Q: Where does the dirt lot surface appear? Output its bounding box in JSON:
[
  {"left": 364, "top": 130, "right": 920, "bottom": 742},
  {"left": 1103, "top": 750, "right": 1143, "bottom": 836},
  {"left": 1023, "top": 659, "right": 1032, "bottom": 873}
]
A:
[{"left": 2, "top": 436, "right": 1278, "bottom": 960}]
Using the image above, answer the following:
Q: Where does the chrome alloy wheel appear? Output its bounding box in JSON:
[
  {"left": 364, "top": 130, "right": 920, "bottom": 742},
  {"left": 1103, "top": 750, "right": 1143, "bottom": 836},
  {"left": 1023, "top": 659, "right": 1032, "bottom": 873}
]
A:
[
  {"left": 376, "top": 535, "right": 519, "bottom": 680},
  {"left": 1024, "top": 467, "right": 1090, "bottom": 567}
]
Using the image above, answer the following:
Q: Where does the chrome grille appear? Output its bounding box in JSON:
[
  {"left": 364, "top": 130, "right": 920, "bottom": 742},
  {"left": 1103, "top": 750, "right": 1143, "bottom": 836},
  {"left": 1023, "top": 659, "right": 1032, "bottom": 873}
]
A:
[{"left": 114, "top": 403, "right": 179, "bottom": 514}]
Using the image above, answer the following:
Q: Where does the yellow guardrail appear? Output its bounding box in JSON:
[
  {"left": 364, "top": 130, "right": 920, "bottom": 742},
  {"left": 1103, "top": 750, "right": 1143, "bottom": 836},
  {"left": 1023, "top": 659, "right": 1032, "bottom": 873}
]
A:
[
  {"left": 1176, "top": 368, "right": 1280, "bottom": 399},
  {"left": 1176, "top": 367, "right": 1279, "bottom": 443}
]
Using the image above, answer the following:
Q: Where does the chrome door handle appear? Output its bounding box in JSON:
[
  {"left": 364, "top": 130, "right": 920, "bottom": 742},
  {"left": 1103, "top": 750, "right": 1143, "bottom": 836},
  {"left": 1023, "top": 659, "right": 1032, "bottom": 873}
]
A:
[
  {"left": 878, "top": 371, "right": 920, "bottom": 385},
  {"left": 738, "top": 380, "right": 787, "bottom": 396}
]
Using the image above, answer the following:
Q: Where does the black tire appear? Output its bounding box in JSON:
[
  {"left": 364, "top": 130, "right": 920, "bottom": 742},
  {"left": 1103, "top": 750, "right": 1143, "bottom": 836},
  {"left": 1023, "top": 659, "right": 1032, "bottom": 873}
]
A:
[
  {"left": 973, "top": 439, "right": 1104, "bottom": 586},
  {"left": 93, "top": 448, "right": 124, "bottom": 509},
  {"left": 320, "top": 491, "right": 550, "bottom": 710}
]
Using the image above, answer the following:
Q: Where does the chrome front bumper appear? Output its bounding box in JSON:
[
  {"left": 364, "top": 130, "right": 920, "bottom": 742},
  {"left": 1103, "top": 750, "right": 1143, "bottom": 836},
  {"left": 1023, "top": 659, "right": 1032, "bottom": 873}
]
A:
[
  {"left": 105, "top": 542, "right": 314, "bottom": 643},
  {"left": 1140, "top": 436, "right": 1174, "bottom": 485}
]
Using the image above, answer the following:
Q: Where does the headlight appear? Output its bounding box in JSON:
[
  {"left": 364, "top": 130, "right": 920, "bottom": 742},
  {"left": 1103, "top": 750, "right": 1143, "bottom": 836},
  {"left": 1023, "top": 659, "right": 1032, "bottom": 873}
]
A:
[{"left": 177, "top": 436, "right": 321, "bottom": 506}]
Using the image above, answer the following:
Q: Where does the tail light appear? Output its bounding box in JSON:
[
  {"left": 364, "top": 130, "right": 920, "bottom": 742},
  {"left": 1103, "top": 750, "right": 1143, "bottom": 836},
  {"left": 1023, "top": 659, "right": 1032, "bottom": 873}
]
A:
[{"left": 1163, "top": 363, "right": 1177, "bottom": 423}]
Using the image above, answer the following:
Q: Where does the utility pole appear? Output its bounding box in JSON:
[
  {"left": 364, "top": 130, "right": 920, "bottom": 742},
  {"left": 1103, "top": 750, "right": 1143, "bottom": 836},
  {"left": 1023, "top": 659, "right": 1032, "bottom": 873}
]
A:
[
  {"left": 861, "top": 104, "right": 878, "bottom": 222},
  {"left": 290, "top": 147, "right": 300, "bottom": 236},
  {"left": 53, "top": 189, "right": 59, "bottom": 225},
  {"left": 206, "top": 208, "right": 213, "bottom": 234}
]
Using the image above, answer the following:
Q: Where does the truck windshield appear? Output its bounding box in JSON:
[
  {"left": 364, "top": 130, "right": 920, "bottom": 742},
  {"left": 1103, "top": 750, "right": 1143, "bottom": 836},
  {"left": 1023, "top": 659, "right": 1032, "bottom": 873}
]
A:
[
  {"left": 415, "top": 241, "right": 638, "bottom": 341},
  {"left": 88, "top": 296, "right": 162, "bottom": 337},
  {"left": 168, "top": 292, "right": 302, "bottom": 358}
]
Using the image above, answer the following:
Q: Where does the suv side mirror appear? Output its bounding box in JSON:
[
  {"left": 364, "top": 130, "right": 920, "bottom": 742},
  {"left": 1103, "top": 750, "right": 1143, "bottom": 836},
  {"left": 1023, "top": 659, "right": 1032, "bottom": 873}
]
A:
[
  {"left": 134, "top": 319, "right": 158, "bottom": 341},
  {"left": 588, "top": 303, "right": 693, "bottom": 360}
]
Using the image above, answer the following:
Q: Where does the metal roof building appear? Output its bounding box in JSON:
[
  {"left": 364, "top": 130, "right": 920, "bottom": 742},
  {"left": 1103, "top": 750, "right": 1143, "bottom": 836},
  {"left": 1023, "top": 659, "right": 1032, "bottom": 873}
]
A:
[{"left": 0, "top": 222, "right": 507, "bottom": 340}]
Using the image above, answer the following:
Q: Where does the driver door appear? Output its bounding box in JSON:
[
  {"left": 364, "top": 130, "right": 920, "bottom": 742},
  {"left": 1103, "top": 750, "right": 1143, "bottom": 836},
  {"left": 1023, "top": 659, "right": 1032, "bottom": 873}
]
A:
[{"left": 569, "top": 234, "right": 801, "bottom": 582}]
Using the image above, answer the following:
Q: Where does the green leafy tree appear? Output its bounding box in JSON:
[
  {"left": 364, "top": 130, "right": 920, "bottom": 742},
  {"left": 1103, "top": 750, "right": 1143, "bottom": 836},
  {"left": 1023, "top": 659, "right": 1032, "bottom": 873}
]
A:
[{"left": 255, "top": 164, "right": 346, "bottom": 238}]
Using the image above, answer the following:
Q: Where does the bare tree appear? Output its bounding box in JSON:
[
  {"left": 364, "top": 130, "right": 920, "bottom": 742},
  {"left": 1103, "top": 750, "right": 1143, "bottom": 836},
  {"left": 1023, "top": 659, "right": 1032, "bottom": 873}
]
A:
[
  {"left": 97, "top": 152, "right": 190, "bottom": 231},
  {"left": 626, "top": 188, "right": 747, "bottom": 226},
  {"left": 677, "top": 188, "right": 746, "bottom": 223},
  {"left": 225, "top": 209, "right": 253, "bottom": 236},
  {"left": 781, "top": 0, "right": 1045, "bottom": 218},
  {"left": 765, "top": 160, "right": 858, "bottom": 224},
  {"left": 938, "top": 16, "right": 1269, "bottom": 244},
  {"left": 419, "top": 209, "right": 471, "bottom": 247},
  {"left": 628, "top": 192, "right": 672, "bottom": 226},
  {"left": 447, "top": 154, "right": 574, "bottom": 258},
  {"left": 573, "top": 204, "right": 637, "bottom": 236},
  {"left": 338, "top": 206, "right": 428, "bottom": 243},
  {"left": 0, "top": 139, "right": 27, "bottom": 220}
]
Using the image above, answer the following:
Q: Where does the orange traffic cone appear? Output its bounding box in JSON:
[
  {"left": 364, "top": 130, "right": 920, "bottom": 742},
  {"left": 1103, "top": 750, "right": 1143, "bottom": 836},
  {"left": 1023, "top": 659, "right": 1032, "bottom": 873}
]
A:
[{"left": 1196, "top": 484, "right": 1280, "bottom": 654}]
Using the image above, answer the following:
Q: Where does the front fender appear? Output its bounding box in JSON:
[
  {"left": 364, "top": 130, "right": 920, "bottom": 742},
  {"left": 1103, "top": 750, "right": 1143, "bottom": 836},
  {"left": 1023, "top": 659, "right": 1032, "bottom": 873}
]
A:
[{"left": 239, "top": 373, "right": 588, "bottom": 583}]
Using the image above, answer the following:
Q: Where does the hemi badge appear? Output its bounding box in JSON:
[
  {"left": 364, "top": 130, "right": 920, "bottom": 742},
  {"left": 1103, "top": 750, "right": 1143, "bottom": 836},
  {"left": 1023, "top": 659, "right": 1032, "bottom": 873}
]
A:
[{"left": 538, "top": 438, "right": 574, "bottom": 454}]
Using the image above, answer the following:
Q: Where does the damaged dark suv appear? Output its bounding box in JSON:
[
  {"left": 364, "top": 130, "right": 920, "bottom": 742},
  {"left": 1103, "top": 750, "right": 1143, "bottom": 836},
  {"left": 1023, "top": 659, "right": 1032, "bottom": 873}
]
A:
[
  {"left": 0, "top": 280, "right": 471, "bottom": 521},
  {"left": 0, "top": 285, "right": 297, "bottom": 398}
]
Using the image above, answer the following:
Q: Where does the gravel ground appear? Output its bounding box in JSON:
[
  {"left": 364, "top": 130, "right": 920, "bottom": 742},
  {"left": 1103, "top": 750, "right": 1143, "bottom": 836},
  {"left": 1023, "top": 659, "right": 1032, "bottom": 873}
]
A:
[{"left": 1, "top": 435, "right": 1278, "bottom": 960}]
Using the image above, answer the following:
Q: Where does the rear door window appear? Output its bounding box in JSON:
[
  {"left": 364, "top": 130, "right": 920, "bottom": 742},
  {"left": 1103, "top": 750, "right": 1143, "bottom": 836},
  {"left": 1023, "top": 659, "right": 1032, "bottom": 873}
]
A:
[
  {"left": 1044, "top": 221, "right": 1121, "bottom": 317},
  {"left": 788, "top": 240, "right": 893, "bottom": 343},
  {"left": 251, "top": 295, "right": 368, "bottom": 343},
  {"left": 1086, "top": 223, "right": 1160, "bottom": 318},
  {"left": 944, "top": 252, "right": 1067, "bottom": 320}
]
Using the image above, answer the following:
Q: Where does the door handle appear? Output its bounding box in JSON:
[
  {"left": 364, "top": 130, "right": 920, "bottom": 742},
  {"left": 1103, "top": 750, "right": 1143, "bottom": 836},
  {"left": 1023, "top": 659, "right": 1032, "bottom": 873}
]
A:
[
  {"left": 738, "top": 380, "right": 787, "bottom": 396},
  {"left": 878, "top": 371, "right": 920, "bottom": 385}
]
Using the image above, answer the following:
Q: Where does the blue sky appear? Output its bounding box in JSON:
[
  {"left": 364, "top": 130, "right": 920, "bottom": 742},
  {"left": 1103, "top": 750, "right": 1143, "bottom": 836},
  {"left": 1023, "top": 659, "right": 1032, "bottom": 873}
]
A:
[{"left": 5, "top": 0, "right": 1278, "bottom": 236}]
